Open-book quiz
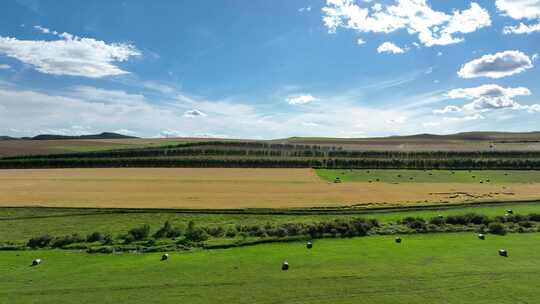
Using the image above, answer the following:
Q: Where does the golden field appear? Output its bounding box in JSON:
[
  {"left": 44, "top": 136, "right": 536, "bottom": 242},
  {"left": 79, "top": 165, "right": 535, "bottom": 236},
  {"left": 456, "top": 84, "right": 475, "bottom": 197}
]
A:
[{"left": 0, "top": 168, "right": 539, "bottom": 209}]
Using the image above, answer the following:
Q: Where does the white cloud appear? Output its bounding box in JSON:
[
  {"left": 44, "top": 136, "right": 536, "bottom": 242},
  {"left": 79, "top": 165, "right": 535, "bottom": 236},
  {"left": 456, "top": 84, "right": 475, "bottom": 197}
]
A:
[
  {"left": 299, "top": 6, "right": 312, "bottom": 12},
  {"left": 433, "top": 105, "right": 461, "bottom": 114},
  {"left": 503, "top": 22, "right": 540, "bottom": 34},
  {"left": 437, "top": 51, "right": 443, "bottom": 56},
  {"left": 533, "top": 53, "right": 539, "bottom": 61},
  {"left": 322, "top": 0, "right": 491, "bottom": 47},
  {"left": 0, "top": 64, "right": 10, "bottom": 69},
  {"left": 0, "top": 81, "right": 445, "bottom": 139},
  {"left": 446, "top": 84, "right": 533, "bottom": 112},
  {"left": 287, "top": 94, "right": 318, "bottom": 105},
  {"left": 357, "top": 38, "right": 366, "bottom": 45},
  {"left": 184, "top": 109, "right": 207, "bottom": 117},
  {"left": 0, "top": 26, "right": 140, "bottom": 78},
  {"left": 496, "top": 0, "right": 540, "bottom": 20},
  {"left": 377, "top": 42, "right": 405, "bottom": 54},
  {"left": 443, "top": 113, "right": 484, "bottom": 121},
  {"left": 497, "top": 0, "right": 540, "bottom": 34},
  {"left": 458, "top": 50, "right": 533, "bottom": 79}
]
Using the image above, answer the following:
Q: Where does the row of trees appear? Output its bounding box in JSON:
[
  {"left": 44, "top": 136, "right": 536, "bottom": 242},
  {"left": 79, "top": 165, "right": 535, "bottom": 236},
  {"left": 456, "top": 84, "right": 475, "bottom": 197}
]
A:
[
  {"left": 4, "top": 157, "right": 540, "bottom": 169},
  {"left": 7, "top": 144, "right": 540, "bottom": 161}
]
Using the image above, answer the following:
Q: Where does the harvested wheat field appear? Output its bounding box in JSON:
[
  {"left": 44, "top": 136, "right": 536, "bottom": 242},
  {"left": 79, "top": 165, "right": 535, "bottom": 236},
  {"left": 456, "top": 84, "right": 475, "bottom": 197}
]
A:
[{"left": 0, "top": 168, "right": 539, "bottom": 209}]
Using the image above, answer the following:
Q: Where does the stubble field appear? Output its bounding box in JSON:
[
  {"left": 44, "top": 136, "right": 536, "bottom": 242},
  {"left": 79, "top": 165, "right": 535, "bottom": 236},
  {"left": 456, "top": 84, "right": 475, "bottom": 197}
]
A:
[{"left": 0, "top": 168, "right": 539, "bottom": 209}]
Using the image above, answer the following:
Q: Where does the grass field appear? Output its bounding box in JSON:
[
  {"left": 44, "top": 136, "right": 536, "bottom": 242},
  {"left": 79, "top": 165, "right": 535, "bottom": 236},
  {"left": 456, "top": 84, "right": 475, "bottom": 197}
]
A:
[
  {"left": 1, "top": 233, "right": 539, "bottom": 303},
  {"left": 317, "top": 169, "right": 540, "bottom": 184},
  {"left": 1, "top": 168, "right": 540, "bottom": 209},
  {"left": 1, "top": 202, "right": 540, "bottom": 243}
]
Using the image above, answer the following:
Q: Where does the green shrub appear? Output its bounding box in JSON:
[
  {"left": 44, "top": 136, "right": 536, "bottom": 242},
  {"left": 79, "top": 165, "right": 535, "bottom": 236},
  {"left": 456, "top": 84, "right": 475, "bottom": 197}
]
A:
[
  {"left": 102, "top": 234, "right": 113, "bottom": 245},
  {"left": 402, "top": 217, "right": 426, "bottom": 230},
  {"left": 185, "top": 222, "right": 209, "bottom": 242},
  {"left": 51, "top": 234, "right": 85, "bottom": 248},
  {"left": 225, "top": 228, "right": 237, "bottom": 238},
  {"left": 153, "top": 221, "right": 182, "bottom": 238},
  {"left": 86, "top": 232, "right": 104, "bottom": 243},
  {"left": 127, "top": 224, "right": 150, "bottom": 241},
  {"left": 518, "top": 221, "right": 534, "bottom": 228},
  {"left": 488, "top": 222, "right": 507, "bottom": 235},
  {"left": 27, "top": 234, "right": 53, "bottom": 248}
]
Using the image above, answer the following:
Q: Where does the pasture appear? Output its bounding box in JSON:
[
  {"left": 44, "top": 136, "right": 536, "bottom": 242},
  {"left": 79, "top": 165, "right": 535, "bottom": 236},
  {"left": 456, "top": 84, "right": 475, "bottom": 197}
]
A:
[
  {"left": 1, "top": 233, "right": 539, "bottom": 303},
  {"left": 1, "top": 202, "right": 540, "bottom": 243},
  {"left": 1, "top": 168, "right": 540, "bottom": 209},
  {"left": 317, "top": 169, "right": 540, "bottom": 184}
]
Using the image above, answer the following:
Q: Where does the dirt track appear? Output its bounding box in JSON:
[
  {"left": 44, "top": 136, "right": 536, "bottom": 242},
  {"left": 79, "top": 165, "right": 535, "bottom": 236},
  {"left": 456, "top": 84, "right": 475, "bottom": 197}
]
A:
[{"left": 0, "top": 168, "right": 539, "bottom": 209}]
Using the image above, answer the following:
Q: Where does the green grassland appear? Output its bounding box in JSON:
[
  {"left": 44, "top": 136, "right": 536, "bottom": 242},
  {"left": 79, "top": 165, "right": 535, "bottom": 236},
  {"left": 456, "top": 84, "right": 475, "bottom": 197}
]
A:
[
  {"left": 1, "top": 233, "right": 539, "bottom": 303},
  {"left": 316, "top": 169, "right": 540, "bottom": 184},
  {"left": 2, "top": 202, "right": 540, "bottom": 243}
]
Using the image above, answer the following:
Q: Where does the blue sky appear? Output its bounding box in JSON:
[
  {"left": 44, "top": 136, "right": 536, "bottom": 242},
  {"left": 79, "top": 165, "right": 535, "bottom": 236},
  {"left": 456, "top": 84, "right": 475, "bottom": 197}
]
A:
[{"left": 0, "top": 0, "right": 539, "bottom": 138}]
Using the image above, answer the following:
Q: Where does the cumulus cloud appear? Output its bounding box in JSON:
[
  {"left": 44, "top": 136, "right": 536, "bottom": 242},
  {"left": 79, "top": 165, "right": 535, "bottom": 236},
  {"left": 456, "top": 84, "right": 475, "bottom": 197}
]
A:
[
  {"left": 497, "top": 0, "right": 540, "bottom": 34},
  {"left": 0, "top": 26, "right": 140, "bottom": 78},
  {"left": 377, "top": 42, "right": 405, "bottom": 54},
  {"left": 496, "top": 0, "right": 540, "bottom": 20},
  {"left": 184, "top": 109, "right": 207, "bottom": 117},
  {"left": 299, "top": 6, "right": 312, "bottom": 12},
  {"left": 503, "top": 22, "right": 540, "bottom": 34},
  {"left": 322, "top": 0, "right": 491, "bottom": 47},
  {"left": 458, "top": 50, "right": 533, "bottom": 79},
  {"left": 444, "top": 84, "right": 533, "bottom": 112},
  {"left": 287, "top": 94, "right": 318, "bottom": 105},
  {"left": 357, "top": 38, "right": 366, "bottom": 45}
]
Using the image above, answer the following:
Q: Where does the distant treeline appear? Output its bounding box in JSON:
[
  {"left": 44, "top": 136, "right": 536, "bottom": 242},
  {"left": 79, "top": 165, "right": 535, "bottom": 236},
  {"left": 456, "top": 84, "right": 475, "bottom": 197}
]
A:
[
  {"left": 2, "top": 141, "right": 540, "bottom": 169},
  {"left": 2, "top": 157, "right": 540, "bottom": 169}
]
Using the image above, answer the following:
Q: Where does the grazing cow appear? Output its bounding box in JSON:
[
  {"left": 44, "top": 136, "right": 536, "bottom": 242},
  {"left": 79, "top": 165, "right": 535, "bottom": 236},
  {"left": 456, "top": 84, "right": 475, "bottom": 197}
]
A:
[
  {"left": 161, "top": 254, "right": 169, "bottom": 261},
  {"left": 282, "top": 261, "right": 289, "bottom": 271},
  {"left": 32, "top": 259, "right": 41, "bottom": 266}
]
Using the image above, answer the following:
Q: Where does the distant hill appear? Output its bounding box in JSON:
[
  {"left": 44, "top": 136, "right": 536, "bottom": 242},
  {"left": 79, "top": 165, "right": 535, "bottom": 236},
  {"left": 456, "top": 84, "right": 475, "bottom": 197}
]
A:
[
  {"left": 26, "top": 132, "right": 138, "bottom": 140},
  {"left": 285, "top": 131, "right": 540, "bottom": 143},
  {"left": 0, "top": 136, "right": 17, "bottom": 140}
]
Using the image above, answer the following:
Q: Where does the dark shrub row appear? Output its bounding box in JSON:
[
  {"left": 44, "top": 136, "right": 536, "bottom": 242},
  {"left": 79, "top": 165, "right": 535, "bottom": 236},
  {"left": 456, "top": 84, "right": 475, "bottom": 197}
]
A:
[{"left": 23, "top": 213, "right": 540, "bottom": 250}]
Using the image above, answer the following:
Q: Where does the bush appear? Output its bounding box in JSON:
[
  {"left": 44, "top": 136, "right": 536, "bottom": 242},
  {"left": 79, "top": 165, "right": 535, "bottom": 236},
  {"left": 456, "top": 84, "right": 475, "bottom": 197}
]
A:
[
  {"left": 206, "top": 226, "right": 225, "bottom": 237},
  {"left": 185, "top": 222, "right": 209, "bottom": 242},
  {"left": 27, "top": 234, "right": 53, "bottom": 248},
  {"left": 127, "top": 224, "right": 150, "bottom": 241},
  {"left": 445, "top": 213, "right": 489, "bottom": 225},
  {"left": 51, "top": 234, "right": 85, "bottom": 248},
  {"left": 225, "top": 228, "right": 237, "bottom": 238},
  {"left": 488, "top": 222, "right": 507, "bottom": 235},
  {"left": 528, "top": 213, "right": 540, "bottom": 222},
  {"left": 86, "top": 232, "right": 104, "bottom": 243},
  {"left": 402, "top": 217, "right": 426, "bottom": 230},
  {"left": 102, "top": 234, "right": 113, "bottom": 245},
  {"left": 429, "top": 216, "right": 445, "bottom": 226},
  {"left": 153, "top": 221, "right": 182, "bottom": 239},
  {"left": 518, "top": 221, "right": 534, "bottom": 228}
]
